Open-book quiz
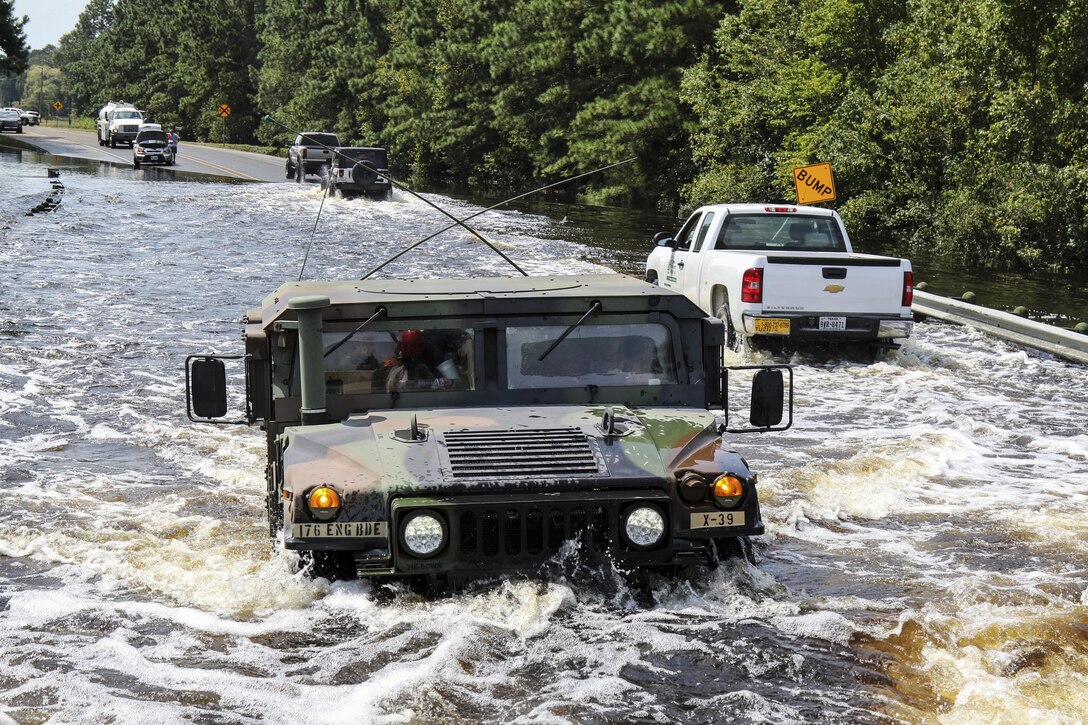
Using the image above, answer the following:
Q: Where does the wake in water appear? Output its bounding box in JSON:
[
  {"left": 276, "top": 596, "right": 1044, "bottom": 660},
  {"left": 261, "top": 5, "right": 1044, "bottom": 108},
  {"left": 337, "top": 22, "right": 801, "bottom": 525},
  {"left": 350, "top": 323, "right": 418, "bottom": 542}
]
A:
[{"left": 0, "top": 151, "right": 1086, "bottom": 723}]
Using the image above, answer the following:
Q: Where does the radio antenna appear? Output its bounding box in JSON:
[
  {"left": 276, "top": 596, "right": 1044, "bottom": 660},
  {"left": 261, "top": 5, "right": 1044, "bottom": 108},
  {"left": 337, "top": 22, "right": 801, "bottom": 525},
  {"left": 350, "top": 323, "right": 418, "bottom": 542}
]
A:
[
  {"left": 265, "top": 114, "right": 526, "bottom": 276},
  {"left": 360, "top": 157, "right": 636, "bottom": 280},
  {"left": 298, "top": 179, "right": 332, "bottom": 281}
]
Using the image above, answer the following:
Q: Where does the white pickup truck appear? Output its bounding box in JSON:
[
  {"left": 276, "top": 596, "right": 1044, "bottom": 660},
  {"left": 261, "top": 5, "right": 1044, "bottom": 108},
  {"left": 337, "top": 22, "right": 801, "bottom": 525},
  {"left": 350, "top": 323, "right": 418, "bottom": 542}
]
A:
[{"left": 645, "top": 204, "right": 913, "bottom": 350}]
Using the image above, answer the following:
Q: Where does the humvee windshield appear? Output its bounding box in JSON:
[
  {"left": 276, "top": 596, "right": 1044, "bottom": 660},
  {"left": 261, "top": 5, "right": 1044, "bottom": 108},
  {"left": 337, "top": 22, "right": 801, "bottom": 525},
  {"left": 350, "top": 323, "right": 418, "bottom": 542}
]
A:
[
  {"left": 714, "top": 214, "right": 846, "bottom": 252},
  {"left": 507, "top": 324, "right": 677, "bottom": 389},
  {"left": 322, "top": 329, "right": 475, "bottom": 394}
]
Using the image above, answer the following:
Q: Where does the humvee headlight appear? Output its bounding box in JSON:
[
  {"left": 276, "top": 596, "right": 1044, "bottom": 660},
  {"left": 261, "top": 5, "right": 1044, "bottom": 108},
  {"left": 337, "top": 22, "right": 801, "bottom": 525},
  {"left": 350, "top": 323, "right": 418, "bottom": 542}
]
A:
[
  {"left": 622, "top": 505, "right": 666, "bottom": 549},
  {"left": 713, "top": 475, "right": 745, "bottom": 509},
  {"left": 678, "top": 472, "right": 708, "bottom": 503},
  {"left": 401, "top": 511, "right": 446, "bottom": 557},
  {"left": 307, "top": 486, "right": 341, "bottom": 521}
]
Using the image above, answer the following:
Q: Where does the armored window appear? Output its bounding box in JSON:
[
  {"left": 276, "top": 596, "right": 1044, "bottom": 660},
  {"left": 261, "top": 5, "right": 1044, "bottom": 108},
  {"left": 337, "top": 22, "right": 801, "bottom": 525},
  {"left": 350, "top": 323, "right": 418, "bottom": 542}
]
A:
[
  {"left": 505, "top": 324, "right": 677, "bottom": 390},
  {"left": 321, "top": 329, "right": 475, "bottom": 395}
]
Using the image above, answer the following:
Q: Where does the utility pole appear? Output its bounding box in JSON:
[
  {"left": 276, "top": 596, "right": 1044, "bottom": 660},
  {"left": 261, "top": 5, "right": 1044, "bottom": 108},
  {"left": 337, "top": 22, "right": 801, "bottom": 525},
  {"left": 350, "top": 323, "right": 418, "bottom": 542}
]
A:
[{"left": 38, "top": 66, "right": 43, "bottom": 116}]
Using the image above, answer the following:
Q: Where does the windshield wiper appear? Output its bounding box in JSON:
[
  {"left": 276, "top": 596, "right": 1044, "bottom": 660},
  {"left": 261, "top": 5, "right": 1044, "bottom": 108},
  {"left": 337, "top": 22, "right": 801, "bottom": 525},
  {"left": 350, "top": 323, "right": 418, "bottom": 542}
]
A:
[
  {"left": 323, "top": 307, "right": 388, "bottom": 358},
  {"left": 537, "top": 301, "right": 601, "bottom": 362}
]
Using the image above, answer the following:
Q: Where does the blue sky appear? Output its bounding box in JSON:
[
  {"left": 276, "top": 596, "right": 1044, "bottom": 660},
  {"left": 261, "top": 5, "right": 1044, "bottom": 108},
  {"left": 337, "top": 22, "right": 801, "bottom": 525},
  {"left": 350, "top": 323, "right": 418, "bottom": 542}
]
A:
[{"left": 14, "top": 0, "right": 86, "bottom": 49}]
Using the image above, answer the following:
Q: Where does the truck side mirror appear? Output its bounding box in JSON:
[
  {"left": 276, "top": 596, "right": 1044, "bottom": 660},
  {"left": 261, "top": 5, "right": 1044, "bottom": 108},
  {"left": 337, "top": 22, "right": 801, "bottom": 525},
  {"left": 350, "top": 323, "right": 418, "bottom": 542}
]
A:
[
  {"left": 749, "top": 369, "right": 784, "bottom": 428},
  {"left": 188, "top": 357, "right": 228, "bottom": 419},
  {"left": 719, "top": 364, "right": 792, "bottom": 433},
  {"left": 653, "top": 232, "right": 677, "bottom": 248}
]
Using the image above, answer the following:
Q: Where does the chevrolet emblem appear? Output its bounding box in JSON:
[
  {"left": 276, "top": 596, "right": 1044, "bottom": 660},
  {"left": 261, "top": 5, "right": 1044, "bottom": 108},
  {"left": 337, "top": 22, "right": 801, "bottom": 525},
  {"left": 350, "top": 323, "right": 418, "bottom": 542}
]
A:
[{"left": 824, "top": 284, "right": 845, "bottom": 293}]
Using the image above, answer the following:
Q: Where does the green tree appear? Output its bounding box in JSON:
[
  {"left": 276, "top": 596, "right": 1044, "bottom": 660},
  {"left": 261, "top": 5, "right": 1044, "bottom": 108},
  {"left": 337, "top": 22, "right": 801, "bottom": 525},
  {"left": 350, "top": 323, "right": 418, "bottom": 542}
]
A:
[
  {"left": 0, "top": 0, "right": 29, "bottom": 76},
  {"left": 54, "top": 0, "right": 115, "bottom": 114}
]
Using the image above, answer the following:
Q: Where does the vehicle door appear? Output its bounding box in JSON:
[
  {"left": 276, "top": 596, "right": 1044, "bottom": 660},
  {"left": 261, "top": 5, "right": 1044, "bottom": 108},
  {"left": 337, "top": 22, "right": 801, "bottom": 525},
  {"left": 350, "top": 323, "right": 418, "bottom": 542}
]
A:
[
  {"left": 662, "top": 211, "right": 716, "bottom": 298},
  {"left": 661, "top": 212, "right": 701, "bottom": 291}
]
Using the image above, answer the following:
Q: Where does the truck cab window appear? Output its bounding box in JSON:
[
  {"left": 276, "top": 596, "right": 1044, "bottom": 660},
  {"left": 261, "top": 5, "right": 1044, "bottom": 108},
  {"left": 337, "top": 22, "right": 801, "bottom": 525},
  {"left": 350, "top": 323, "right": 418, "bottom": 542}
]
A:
[
  {"left": 693, "top": 212, "right": 716, "bottom": 252},
  {"left": 674, "top": 213, "right": 702, "bottom": 251}
]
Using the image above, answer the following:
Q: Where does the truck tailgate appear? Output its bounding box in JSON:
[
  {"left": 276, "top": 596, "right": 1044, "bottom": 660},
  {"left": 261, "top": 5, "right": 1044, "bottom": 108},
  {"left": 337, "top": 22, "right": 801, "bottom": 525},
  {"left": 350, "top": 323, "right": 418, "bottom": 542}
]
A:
[{"left": 762, "top": 255, "right": 905, "bottom": 315}]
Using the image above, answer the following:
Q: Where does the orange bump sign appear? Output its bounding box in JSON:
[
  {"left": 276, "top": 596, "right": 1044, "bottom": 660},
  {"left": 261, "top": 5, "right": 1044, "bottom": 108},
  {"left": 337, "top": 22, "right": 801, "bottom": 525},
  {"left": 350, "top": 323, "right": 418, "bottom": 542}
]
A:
[{"left": 793, "top": 163, "right": 836, "bottom": 205}]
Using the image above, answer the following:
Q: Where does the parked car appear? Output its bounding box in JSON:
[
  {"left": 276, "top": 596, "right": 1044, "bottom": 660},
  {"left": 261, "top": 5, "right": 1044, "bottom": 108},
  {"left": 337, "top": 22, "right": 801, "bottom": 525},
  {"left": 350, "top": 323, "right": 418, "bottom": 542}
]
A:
[
  {"left": 132, "top": 129, "right": 174, "bottom": 168},
  {"left": 646, "top": 204, "right": 913, "bottom": 351},
  {"left": 0, "top": 110, "right": 23, "bottom": 134}
]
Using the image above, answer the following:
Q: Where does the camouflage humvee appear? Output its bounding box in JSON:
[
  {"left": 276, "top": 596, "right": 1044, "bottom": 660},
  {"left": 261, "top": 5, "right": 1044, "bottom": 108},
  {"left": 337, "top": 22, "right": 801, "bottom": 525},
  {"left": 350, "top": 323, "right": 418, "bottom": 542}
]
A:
[{"left": 186, "top": 274, "right": 791, "bottom": 586}]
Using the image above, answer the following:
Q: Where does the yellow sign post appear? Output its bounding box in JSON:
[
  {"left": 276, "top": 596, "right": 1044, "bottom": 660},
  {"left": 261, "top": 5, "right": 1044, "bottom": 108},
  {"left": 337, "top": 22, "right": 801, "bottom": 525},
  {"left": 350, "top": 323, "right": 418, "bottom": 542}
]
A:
[
  {"left": 792, "top": 163, "right": 836, "bottom": 205},
  {"left": 216, "top": 103, "right": 232, "bottom": 118},
  {"left": 52, "top": 100, "right": 63, "bottom": 111}
]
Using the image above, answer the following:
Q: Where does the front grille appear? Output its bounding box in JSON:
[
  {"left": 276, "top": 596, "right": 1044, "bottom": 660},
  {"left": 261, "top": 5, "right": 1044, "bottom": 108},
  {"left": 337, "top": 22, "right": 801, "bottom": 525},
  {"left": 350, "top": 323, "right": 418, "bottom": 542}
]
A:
[
  {"left": 442, "top": 428, "right": 604, "bottom": 479},
  {"left": 457, "top": 504, "right": 611, "bottom": 562}
]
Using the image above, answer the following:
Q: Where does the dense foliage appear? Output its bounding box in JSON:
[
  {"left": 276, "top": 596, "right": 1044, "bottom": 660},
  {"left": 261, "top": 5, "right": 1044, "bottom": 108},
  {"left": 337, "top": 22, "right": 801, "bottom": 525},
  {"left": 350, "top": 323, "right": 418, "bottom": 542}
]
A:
[
  {"left": 4, "top": 0, "right": 1087, "bottom": 271},
  {"left": 0, "top": 0, "right": 29, "bottom": 75}
]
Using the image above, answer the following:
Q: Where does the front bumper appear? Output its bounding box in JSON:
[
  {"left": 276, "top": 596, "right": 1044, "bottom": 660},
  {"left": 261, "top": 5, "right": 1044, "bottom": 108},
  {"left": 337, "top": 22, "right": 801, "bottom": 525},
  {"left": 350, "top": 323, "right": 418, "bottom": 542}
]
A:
[
  {"left": 288, "top": 489, "right": 763, "bottom": 580},
  {"left": 135, "top": 149, "right": 172, "bottom": 164},
  {"left": 743, "top": 313, "right": 912, "bottom": 341}
]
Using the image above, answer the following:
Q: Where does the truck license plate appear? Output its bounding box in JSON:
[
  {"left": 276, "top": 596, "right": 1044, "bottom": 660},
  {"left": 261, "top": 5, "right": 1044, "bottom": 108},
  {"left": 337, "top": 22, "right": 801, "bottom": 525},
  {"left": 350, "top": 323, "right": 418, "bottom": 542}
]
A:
[
  {"left": 291, "top": 522, "right": 388, "bottom": 538},
  {"left": 819, "top": 316, "right": 847, "bottom": 331},
  {"left": 690, "top": 511, "right": 746, "bottom": 529},
  {"left": 754, "top": 318, "right": 790, "bottom": 335}
]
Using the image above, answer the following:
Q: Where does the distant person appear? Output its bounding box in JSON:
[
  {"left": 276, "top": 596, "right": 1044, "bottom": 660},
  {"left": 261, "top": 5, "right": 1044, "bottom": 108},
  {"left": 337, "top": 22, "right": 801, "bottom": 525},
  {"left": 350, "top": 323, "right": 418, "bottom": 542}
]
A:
[{"left": 168, "top": 129, "right": 179, "bottom": 159}]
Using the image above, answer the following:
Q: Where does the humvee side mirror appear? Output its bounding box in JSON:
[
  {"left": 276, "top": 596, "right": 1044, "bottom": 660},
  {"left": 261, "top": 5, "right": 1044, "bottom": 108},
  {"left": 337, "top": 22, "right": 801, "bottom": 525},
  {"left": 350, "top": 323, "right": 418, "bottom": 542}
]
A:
[
  {"left": 749, "top": 369, "right": 784, "bottom": 428},
  {"left": 719, "top": 365, "right": 792, "bottom": 433},
  {"left": 653, "top": 232, "right": 677, "bottom": 248},
  {"left": 189, "top": 358, "right": 227, "bottom": 418}
]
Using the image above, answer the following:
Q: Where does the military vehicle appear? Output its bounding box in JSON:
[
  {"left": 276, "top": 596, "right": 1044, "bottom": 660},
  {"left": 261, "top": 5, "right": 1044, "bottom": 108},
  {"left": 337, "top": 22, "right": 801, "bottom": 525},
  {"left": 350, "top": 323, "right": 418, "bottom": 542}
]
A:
[{"left": 186, "top": 273, "right": 791, "bottom": 588}]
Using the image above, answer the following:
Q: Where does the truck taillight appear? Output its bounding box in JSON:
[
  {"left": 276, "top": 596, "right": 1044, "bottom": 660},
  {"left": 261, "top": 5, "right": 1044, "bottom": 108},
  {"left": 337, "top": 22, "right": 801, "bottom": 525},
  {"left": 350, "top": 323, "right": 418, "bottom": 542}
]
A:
[
  {"left": 300, "top": 147, "right": 307, "bottom": 158},
  {"left": 902, "top": 271, "right": 913, "bottom": 307},
  {"left": 763, "top": 206, "right": 796, "bottom": 213},
  {"left": 741, "top": 268, "right": 763, "bottom": 303}
]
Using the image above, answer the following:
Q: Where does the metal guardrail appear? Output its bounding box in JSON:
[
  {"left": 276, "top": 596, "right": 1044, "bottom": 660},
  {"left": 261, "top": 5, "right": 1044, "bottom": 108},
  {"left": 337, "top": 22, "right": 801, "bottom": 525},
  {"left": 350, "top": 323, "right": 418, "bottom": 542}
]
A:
[{"left": 912, "top": 290, "right": 1088, "bottom": 365}]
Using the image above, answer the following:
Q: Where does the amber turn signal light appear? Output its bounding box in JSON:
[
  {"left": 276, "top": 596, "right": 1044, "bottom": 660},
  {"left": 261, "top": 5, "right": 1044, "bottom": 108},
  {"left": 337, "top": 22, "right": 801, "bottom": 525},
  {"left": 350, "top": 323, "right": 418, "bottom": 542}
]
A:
[
  {"left": 307, "top": 486, "right": 341, "bottom": 520},
  {"left": 713, "top": 475, "right": 744, "bottom": 509}
]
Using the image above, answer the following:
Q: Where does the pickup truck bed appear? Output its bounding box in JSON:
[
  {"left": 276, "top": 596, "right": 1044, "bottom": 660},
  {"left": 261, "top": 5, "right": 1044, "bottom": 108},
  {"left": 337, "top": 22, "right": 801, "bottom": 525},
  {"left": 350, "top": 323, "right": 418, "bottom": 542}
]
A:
[{"left": 645, "top": 204, "right": 913, "bottom": 349}]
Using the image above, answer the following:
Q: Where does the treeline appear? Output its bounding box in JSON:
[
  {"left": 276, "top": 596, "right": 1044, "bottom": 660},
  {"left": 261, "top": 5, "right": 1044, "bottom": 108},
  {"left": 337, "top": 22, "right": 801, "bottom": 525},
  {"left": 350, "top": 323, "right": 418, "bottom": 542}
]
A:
[{"left": 7, "top": 0, "right": 1088, "bottom": 272}]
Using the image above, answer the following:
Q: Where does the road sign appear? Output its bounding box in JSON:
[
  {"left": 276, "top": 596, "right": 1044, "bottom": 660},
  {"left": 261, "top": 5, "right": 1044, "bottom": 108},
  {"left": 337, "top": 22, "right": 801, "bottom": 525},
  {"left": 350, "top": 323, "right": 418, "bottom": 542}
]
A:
[
  {"left": 52, "top": 100, "right": 63, "bottom": 111},
  {"left": 217, "top": 103, "right": 231, "bottom": 118},
  {"left": 792, "top": 163, "right": 836, "bottom": 205}
]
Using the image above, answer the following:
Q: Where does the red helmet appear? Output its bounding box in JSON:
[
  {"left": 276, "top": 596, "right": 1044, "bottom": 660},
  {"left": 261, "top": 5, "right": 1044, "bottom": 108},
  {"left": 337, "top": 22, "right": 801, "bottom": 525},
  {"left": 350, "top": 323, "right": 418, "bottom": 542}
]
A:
[{"left": 400, "top": 329, "right": 424, "bottom": 358}]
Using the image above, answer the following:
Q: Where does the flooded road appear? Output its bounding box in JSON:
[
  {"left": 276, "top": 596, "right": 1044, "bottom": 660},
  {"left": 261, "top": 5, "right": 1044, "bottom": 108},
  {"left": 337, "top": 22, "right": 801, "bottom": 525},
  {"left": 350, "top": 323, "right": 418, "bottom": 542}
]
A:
[{"left": 1, "top": 149, "right": 1086, "bottom": 724}]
